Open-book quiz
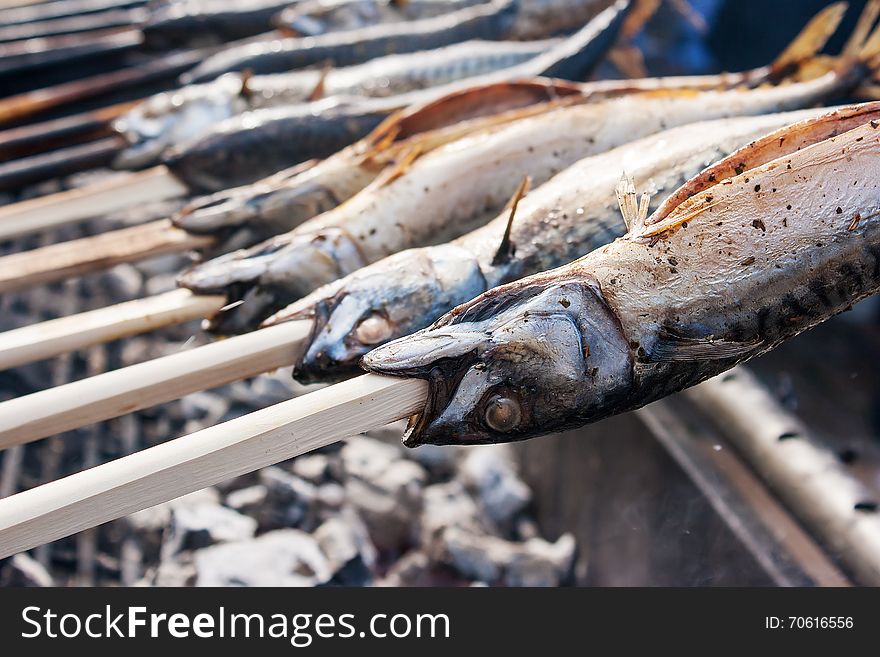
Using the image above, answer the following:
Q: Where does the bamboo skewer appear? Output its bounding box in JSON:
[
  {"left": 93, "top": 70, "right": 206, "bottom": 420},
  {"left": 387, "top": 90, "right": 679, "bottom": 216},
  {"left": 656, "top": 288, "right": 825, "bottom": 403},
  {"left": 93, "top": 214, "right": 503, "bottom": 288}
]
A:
[
  {"left": 0, "top": 48, "right": 202, "bottom": 125},
  {"left": 0, "top": 373, "right": 427, "bottom": 559},
  {"left": 0, "top": 289, "right": 224, "bottom": 370},
  {"left": 0, "top": 218, "right": 211, "bottom": 294},
  {"left": 0, "top": 100, "right": 136, "bottom": 160},
  {"left": 0, "top": 320, "right": 311, "bottom": 448},
  {"left": 0, "top": 135, "right": 126, "bottom": 191},
  {"left": 0, "top": 168, "right": 188, "bottom": 241}
]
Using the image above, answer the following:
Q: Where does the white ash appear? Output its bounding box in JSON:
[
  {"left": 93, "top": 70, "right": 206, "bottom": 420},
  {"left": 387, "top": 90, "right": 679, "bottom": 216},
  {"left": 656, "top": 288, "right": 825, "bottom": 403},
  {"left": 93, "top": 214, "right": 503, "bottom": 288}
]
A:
[{"left": 194, "top": 529, "right": 332, "bottom": 587}]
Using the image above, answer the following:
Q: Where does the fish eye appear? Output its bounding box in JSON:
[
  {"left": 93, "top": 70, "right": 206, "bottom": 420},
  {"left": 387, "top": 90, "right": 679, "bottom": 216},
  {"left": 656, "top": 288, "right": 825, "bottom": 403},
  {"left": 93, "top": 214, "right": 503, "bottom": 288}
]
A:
[
  {"left": 484, "top": 395, "right": 522, "bottom": 433},
  {"left": 354, "top": 312, "right": 393, "bottom": 345}
]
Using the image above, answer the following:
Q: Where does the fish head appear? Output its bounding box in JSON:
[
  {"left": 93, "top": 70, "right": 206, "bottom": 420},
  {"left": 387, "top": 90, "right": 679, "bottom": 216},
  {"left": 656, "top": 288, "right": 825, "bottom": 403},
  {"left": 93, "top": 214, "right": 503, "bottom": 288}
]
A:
[
  {"left": 362, "top": 276, "right": 633, "bottom": 446},
  {"left": 172, "top": 177, "right": 337, "bottom": 254},
  {"left": 264, "top": 245, "right": 486, "bottom": 383},
  {"left": 113, "top": 75, "right": 246, "bottom": 170}
]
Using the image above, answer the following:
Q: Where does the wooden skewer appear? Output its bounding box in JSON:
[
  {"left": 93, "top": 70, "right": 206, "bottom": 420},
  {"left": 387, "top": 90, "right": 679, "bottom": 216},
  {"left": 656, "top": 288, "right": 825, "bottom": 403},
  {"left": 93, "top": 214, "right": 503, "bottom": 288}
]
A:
[
  {"left": 0, "top": 289, "right": 224, "bottom": 370},
  {"left": 0, "top": 320, "right": 311, "bottom": 449},
  {"left": 0, "top": 47, "right": 203, "bottom": 125},
  {"left": 0, "top": 166, "right": 188, "bottom": 241},
  {"left": 0, "top": 373, "right": 427, "bottom": 558},
  {"left": 0, "top": 100, "right": 135, "bottom": 160},
  {"left": 0, "top": 218, "right": 211, "bottom": 294},
  {"left": 0, "top": 135, "right": 126, "bottom": 191}
]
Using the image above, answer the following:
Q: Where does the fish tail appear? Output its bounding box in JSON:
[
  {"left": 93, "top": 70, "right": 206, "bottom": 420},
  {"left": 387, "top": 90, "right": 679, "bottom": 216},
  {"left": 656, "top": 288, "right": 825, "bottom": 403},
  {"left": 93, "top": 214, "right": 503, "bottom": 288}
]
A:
[
  {"left": 852, "top": 1, "right": 880, "bottom": 88},
  {"left": 833, "top": 0, "right": 880, "bottom": 75},
  {"left": 843, "top": 0, "right": 880, "bottom": 57},
  {"left": 768, "top": 1, "right": 848, "bottom": 78}
]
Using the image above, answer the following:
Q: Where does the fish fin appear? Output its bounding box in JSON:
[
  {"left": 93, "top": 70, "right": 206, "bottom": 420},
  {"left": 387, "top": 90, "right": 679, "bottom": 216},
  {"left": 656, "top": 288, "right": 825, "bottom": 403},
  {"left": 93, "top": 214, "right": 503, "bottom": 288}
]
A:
[
  {"left": 358, "top": 111, "right": 404, "bottom": 162},
  {"left": 239, "top": 69, "right": 254, "bottom": 99},
  {"left": 669, "top": 0, "right": 708, "bottom": 33},
  {"left": 390, "top": 0, "right": 410, "bottom": 6},
  {"left": 622, "top": 0, "right": 661, "bottom": 39},
  {"left": 855, "top": 81, "right": 880, "bottom": 98},
  {"left": 266, "top": 158, "right": 319, "bottom": 184},
  {"left": 373, "top": 143, "right": 422, "bottom": 189},
  {"left": 844, "top": 0, "right": 879, "bottom": 56},
  {"left": 647, "top": 332, "right": 762, "bottom": 362},
  {"left": 768, "top": 1, "right": 847, "bottom": 77},
  {"left": 492, "top": 175, "right": 531, "bottom": 266},
  {"left": 307, "top": 63, "right": 332, "bottom": 102},
  {"left": 608, "top": 44, "right": 647, "bottom": 79},
  {"left": 641, "top": 199, "right": 720, "bottom": 239},
  {"left": 616, "top": 172, "right": 651, "bottom": 234}
]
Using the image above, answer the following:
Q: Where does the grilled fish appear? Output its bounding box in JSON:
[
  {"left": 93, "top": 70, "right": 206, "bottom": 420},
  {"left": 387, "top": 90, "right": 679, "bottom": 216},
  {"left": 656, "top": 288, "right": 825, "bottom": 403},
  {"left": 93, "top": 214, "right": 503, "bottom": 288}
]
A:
[
  {"left": 141, "top": 0, "right": 299, "bottom": 49},
  {"left": 179, "top": 43, "right": 879, "bottom": 331},
  {"left": 0, "top": 0, "right": 145, "bottom": 28},
  {"left": 133, "top": 1, "right": 629, "bottom": 185},
  {"left": 362, "top": 102, "right": 880, "bottom": 446},
  {"left": 182, "top": 0, "right": 519, "bottom": 83},
  {"left": 269, "top": 107, "right": 829, "bottom": 383},
  {"left": 173, "top": 79, "right": 583, "bottom": 252},
  {"left": 114, "top": 37, "right": 561, "bottom": 167},
  {"left": 168, "top": 0, "right": 845, "bottom": 246},
  {"left": 278, "top": 0, "right": 487, "bottom": 37}
]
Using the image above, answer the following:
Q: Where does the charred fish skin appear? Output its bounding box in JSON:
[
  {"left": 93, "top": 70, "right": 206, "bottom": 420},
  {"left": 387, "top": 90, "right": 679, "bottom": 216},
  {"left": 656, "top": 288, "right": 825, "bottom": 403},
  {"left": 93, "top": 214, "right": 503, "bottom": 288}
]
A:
[
  {"left": 272, "top": 108, "right": 828, "bottom": 383},
  {"left": 362, "top": 104, "right": 880, "bottom": 446},
  {"left": 279, "top": 0, "right": 487, "bottom": 37},
  {"left": 182, "top": 0, "right": 519, "bottom": 83}
]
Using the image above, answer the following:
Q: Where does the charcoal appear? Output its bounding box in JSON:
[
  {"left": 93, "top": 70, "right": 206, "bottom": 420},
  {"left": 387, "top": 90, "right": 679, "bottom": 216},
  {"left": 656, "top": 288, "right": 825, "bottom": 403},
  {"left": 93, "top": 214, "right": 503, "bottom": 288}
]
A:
[
  {"left": 314, "top": 512, "right": 377, "bottom": 586},
  {"left": 259, "top": 466, "right": 319, "bottom": 530},
  {"left": 225, "top": 485, "right": 269, "bottom": 515},
  {"left": 291, "top": 453, "right": 332, "bottom": 484},
  {"left": 194, "top": 530, "right": 331, "bottom": 587},
  {"left": 2, "top": 553, "right": 54, "bottom": 587},
  {"left": 438, "top": 527, "right": 575, "bottom": 586},
  {"left": 376, "top": 551, "right": 432, "bottom": 587},
  {"left": 162, "top": 502, "right": 258, "bottom": 556},
  {"left": 460, "top": 445, "right": 531, "bottom": 528},
  {"left": 421, "top": 481, "right": 483, "bottom": 545},
  {"left": 341, "top": 437, "right": 426, "bottom": 551},
  {"left": 152, "top": 556, "right": 197, "bottom": 587}
]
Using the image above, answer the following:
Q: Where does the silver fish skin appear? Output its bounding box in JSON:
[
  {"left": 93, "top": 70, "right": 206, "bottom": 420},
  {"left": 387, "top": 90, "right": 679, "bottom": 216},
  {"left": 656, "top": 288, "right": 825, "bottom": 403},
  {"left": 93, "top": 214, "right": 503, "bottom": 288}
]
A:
[
  {"left": 141, "top": 0, "right": 297, "bottom": 49},
  {"left": 0, "top": 0, "right": 145, "bottom": 27},
  {"left": 279, "top": 0, "right": 487, "bottom": 36},
  {"left": 182, "top": 0, "right": 519, "bottom": 83},
  {"left": 504, "top": 0, "right": 612, "bottom": 40},
  {"left": 271, "top": 107, "right": 827, "bottom": 383},
  {"left": 177, "top": 61, "right": 871, "bottom": 332},
  {"left": 113, "top": 38, "right": 558, "bottom": 166},
  {"left": 155, "top": 96, "right": 394, "bottom": 192},
  {"left": 362, "top": 103, "right": 880, "bottom": 446}
]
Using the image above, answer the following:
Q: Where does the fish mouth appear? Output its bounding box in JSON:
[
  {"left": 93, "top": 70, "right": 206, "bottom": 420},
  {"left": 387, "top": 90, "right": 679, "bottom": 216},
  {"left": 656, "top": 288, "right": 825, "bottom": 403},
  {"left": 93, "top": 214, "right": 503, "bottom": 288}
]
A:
[
  {"left": 290, "top": 293, "right": 365, "bottom": 384},
  {"left": 362, "top": 347, "right": 478, "bottom": 448}
]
